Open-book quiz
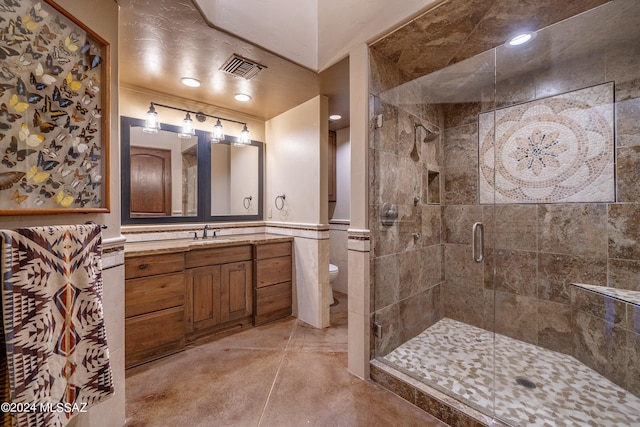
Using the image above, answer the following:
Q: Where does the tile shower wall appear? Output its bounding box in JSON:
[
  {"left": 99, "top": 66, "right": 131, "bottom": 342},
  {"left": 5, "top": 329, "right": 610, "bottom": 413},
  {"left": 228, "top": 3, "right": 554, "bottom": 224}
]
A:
[
  {"left": 441, "top": 42, "right": 640, "bottom": 396},
  {"left": 369, "top": 48, "right": 445, "bottom": 357}
]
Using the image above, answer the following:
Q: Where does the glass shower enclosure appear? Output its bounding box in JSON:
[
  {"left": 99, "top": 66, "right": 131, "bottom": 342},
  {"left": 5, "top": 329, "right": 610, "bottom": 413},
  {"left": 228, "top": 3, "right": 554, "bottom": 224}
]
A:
[{"left": 369, "top": 0, "right": 640, "bottom": 425}]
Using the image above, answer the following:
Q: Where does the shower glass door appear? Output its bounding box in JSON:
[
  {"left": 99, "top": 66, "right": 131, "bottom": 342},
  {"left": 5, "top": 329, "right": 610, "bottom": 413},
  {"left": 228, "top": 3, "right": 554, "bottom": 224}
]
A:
[
  {"left": 491, "top": 0, "right": 640, "bottom": 424},
  {"left": 369, "top": 43, "right": 500, "bottom": 420}
]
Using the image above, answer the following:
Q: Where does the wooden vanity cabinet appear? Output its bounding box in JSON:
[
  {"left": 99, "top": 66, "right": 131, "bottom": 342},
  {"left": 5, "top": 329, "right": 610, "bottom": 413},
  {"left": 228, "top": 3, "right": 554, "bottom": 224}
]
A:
[
  {"left": 124, "top": 252, "right": 185, "bottom": 368},
  {"left": 185, "top": 245, "right": 253, "bottom": 341},
  {"left": 253, "top": 242, "right": 292, "bottom": 326}
]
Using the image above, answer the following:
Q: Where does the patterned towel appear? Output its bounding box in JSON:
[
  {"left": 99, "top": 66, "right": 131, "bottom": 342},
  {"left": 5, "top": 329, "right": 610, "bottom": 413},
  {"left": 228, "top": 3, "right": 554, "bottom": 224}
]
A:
[{"left": 0, "top": 225, "right": 113, "bottom": 427}]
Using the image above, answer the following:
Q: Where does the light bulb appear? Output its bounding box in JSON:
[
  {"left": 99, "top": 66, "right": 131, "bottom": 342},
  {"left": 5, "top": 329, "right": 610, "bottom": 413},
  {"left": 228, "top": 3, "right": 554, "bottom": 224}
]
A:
[
  {"left": 240, "top": 124, "right": 250, "bottom": 144},
  {"left": 211, "top": 118, "right": 224, "bottom": 142},
  {"left": 143, "top": 105, "right": 160, "bottom": 133},
  {"left": 178, "top": 112, "right": 195, "bottom": 139}
]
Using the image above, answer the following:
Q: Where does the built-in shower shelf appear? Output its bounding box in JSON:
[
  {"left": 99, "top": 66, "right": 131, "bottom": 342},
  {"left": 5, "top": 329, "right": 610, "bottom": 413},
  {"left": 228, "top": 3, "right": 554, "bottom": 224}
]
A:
[
  {"left": 427, "top": 169, "right": 440, "bottom": 205},
  {"left": 571, "top": 283, "right": 640, "bottom": 307}
]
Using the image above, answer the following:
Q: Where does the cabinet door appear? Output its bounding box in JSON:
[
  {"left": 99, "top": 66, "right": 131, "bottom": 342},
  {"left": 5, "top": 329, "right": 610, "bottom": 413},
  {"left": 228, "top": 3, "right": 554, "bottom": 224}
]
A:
[
  {"left": 125, "top": 306, "right": 184, "bottom": 368},
  {"left": 185, "top": 265, "right": 222, "bottom": 332},
  {"left": 221, "top": 261, "right": 253, "bottom": 322}
]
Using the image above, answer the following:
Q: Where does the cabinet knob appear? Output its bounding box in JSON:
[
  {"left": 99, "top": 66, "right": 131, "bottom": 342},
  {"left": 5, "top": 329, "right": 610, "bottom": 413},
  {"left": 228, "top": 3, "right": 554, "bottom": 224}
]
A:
[{"left": 138, "top": 263, "right": 148, "bottom": 270}]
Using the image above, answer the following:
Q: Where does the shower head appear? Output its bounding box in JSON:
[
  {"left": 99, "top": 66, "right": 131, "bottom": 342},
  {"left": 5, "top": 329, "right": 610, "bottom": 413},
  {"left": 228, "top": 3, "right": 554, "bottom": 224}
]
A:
[{"left": 414, "top": 122, "right": 439, "bottom": 142}]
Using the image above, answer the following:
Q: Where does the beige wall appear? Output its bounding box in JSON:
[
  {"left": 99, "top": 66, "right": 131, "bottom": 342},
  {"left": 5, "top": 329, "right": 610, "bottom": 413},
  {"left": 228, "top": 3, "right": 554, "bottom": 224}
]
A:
[
  {"left": 1, "top": 0, "right": 125, "bottom": 425},
  {"left": 264, "top": 95, "right": 330, "bottom": 328},
  {"left": 347, "top": 43, "right": 371, "bottom": 379},
  {"left": 265, "top": 95, "right": 328, "bottom": 225}
]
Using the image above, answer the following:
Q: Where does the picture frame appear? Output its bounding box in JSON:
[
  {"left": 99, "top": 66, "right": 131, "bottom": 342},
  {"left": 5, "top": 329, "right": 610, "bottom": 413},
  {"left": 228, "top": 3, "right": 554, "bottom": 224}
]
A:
[{"left": 0, "top": 0, "right": 110, "bottom": 215}]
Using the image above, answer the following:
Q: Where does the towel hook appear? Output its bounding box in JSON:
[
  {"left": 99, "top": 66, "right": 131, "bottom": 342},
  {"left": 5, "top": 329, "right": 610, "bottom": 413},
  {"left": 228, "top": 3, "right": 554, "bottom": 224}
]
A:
[
  {"left": 243, "top": 196, "right": 252, "bottom": 210},
  {"left": 275, "top": 194, "right": 286, "bottom": 210}
]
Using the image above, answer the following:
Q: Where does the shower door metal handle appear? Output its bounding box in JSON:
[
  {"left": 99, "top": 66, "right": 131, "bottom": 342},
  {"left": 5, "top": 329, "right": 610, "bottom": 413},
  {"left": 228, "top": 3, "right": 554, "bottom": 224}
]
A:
[{"left": 472, "top": 222, "right": 484, "bottom": 262}]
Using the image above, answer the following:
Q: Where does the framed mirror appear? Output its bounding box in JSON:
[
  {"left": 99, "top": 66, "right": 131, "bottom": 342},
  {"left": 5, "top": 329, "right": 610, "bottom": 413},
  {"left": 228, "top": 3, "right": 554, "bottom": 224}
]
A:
[{"left": 121, "top": 116, "right": 263, "bottom": 224}]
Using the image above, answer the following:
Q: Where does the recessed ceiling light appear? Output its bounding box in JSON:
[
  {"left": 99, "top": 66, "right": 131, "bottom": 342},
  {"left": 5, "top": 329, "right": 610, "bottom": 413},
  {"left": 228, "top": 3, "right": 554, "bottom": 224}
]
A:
[
  {"left": 234, "top": 93, "right": 252, "bottom": 102},
  {"left": 506, "top": 31, "right": 536, "bottom": 47},
  {"left": 329, "top": 114, "right": 342, "bottom": 121},
  {"left": 181, "top": 77, "right": 201, "bottom": 87}
]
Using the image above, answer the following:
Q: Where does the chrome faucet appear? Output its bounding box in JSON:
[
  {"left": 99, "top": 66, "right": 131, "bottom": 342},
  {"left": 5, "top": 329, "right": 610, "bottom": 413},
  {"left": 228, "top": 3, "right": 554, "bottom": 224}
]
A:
[{"left": 202, "top": 224, "right": 210, "bottom": 239}]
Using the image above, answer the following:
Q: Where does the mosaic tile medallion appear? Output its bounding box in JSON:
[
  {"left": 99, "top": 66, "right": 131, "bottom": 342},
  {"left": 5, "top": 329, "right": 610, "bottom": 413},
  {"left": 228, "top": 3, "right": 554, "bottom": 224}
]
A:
[{"left": 479, "top": 83, "right": 615, "bottom": 204}]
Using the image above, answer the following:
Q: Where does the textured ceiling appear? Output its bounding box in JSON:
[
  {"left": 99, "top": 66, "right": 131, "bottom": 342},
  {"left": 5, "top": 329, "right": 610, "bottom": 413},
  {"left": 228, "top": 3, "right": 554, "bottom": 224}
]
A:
[{"left": 118, "top": 0, "right": 321, "bottom": 122}]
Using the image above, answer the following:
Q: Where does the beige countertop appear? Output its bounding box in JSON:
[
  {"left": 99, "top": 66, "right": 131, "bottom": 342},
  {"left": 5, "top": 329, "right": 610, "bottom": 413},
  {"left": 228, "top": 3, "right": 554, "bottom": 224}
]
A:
[{"left": 124, "top": 233, "right": 293, "bottom": 257}]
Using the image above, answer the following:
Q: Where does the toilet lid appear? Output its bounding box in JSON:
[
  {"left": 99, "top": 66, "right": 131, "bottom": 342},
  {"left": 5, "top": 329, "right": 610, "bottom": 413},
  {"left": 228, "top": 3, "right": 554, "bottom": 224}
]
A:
[{"left": 329, "top": 264, "right": 338, "bottom": 272}]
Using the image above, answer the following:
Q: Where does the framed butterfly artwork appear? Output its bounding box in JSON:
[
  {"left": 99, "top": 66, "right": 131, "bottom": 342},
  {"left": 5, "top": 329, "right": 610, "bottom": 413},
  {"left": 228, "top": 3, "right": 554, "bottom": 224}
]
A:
[{"left": 0, "top": 0, "right": 109, "bottom": 214}]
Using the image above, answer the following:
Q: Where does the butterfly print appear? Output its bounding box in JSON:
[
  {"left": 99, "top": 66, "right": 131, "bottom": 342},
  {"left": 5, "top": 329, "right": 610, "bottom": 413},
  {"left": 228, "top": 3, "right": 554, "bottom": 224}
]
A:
[
  {"left": 53, "top": 43, "right": 71, "bottom": 65},
  {"left": 26, "top": 164, "right": 49, "bottom": 183},
  {"left": 4, "top": 135, "right": 36, "bottom": 160},
  {"left": 0, "top": 170, "right": 25, "bottom": 190},
  {"left": 0, "top": 102, "right": 21, "bottom": 122},
  {"left": 24, "top": 43, "right": 42, "bottom": 60},
  {"left": 53, "top": 85, "right": 72, "bottom": 107},
  {"left": 45, "top": 175, "right": 61, "bottom": 189},
  {"left": 44, "top": 53, "right": 63, "bottom": 75},
  {"left": 11, "top": 188, "right": 28, "bottom": 204},
  {"left": 1, "top": 155, "right": 16, "bottom": 167},
  {"left": 33, "top": 110, "right": 55, "bottom": 133},
  {"left": 0, "top": 65, "right": 16, "bottom": 81},
  {"left": 37, "top": 150, "right": 59, "bottom": 171},
  {"left": 40, "top": 95, "right": 67, "bottom": 120},
  {"left": 0, "top": 45, "right": 19, "bottom": 60},
  {"left": 19, "top": 177, "right": 38, "bottom": 193},
  {"left": 39, "top": 184, "right": 54, "bottom": 198},
  {"left": 55, "top": 189, "right": 74, "bottom": 206},
  {"left": 37, "top": 24, "right": 56, "bottom": 46}
]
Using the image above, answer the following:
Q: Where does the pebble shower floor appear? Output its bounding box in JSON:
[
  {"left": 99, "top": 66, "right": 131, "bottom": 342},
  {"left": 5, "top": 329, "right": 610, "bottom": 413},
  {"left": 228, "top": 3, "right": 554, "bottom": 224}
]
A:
[{"left": 382, "top": 318, "right": 640, "bottom": 426}]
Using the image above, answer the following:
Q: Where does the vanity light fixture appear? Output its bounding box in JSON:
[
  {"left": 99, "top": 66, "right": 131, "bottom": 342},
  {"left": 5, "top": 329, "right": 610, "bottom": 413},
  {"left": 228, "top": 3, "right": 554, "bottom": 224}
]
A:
[
  {"left": 178, "top": 112, "right": 195, "bottom": 139},
  {"left": 211, "top": 118, "right": 224, "bottom": 143},
  {"left": 143, "top": 102, "right": 252, "bottom": 144},
  {"left": 181, "top": 77, "right": 201, "bottom": 87},
  {"left": 506, "top": 31, "right": 536, "bottom": 47},
  {"left": 143, "top": 104, "right": 160, "bottom": 133},
  {"left": 234, "top": 124, "right": 251, "bottom": 146}
]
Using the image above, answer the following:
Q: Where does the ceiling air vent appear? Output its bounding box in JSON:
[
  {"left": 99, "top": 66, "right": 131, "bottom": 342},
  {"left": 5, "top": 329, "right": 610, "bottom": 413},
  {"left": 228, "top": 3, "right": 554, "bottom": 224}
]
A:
[{"left": 220, "top": 54, "right": 267, "bottom": 80}]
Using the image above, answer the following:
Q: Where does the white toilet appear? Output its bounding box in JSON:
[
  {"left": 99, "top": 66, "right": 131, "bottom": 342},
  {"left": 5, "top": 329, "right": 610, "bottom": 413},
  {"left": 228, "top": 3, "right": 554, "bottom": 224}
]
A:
[{"left": 328, "top": 263, "right": 339, "bottom": 306}]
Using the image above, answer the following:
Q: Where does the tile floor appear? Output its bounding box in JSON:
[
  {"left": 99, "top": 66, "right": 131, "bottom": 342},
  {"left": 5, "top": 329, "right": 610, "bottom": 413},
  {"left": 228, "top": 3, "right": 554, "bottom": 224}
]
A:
[
  {"left": 383, "top": 318, "right": 640, "bottom": 427},
  {"left": 125, "top": 293, "right": 448, "bottom": 427}
]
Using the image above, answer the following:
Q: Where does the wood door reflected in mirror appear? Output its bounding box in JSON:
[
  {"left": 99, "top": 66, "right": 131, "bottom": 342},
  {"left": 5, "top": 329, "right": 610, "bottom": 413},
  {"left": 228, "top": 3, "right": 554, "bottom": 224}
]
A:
[
  {"left": 130, "top": 147, "right": 171, "bottom": 216},
  {"left": 211, "top": 143, "right": 259, "bottom": 216},
  {"left": 130, "top": 127, "right": 198, "bottom": 217}
]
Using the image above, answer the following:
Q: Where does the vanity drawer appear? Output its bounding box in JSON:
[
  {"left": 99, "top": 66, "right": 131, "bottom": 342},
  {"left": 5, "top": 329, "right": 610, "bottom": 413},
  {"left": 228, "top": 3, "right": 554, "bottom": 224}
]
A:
[
  {"left": 186, "top": 245, "right": 252, "bottom": 268},
  {"left": 125, "top": 272, "right": 185, "bottom": 317},
  {"left": 255, "top": 256, "right": 292, "bottom": 288},
  {"left": 125, "top": 252, "right": 185, "bottom": 279},
  {"left": 254, "top": 281, "right": 292, "bottom": 326},
  {"left": 125, "top": 306, "right": 185, "bottom": 368},
  {"left": 255, "top": 241, "right": 292, "bottom": 260}
]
